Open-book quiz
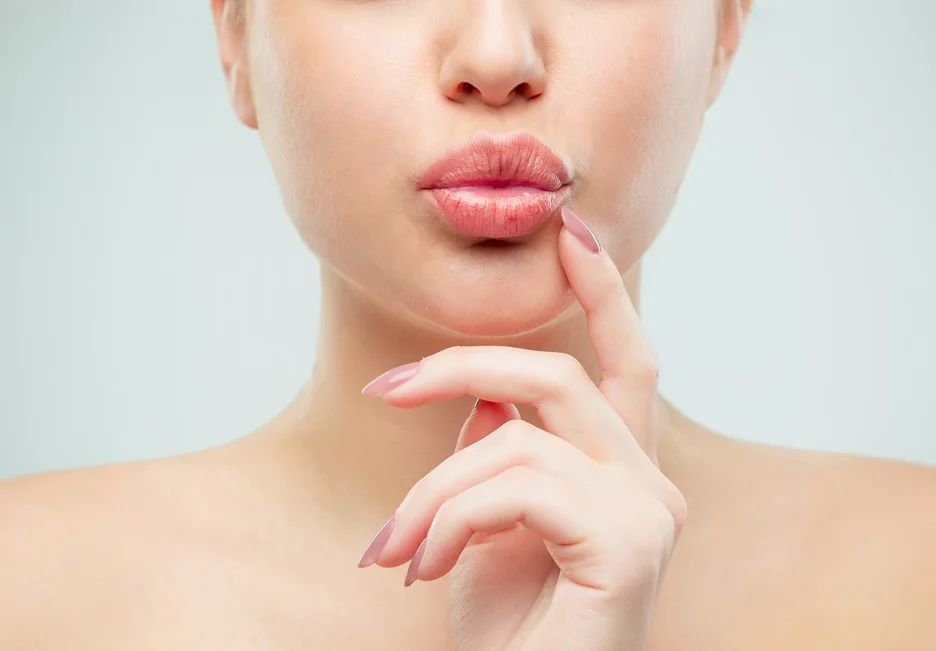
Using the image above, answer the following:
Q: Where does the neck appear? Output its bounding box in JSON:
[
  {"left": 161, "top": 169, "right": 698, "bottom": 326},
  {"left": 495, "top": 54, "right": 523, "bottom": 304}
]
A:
[{"left": 272, "top": 260, "right": 689, "bottom": 523}]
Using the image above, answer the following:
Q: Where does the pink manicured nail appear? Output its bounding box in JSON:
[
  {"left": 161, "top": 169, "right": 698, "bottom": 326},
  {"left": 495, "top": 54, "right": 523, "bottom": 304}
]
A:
[
  {"left": 362, "top": 361, "right": 422, "bottom": 396},
  {"left": 357, "top": 514, "right": 396, "bottom": 568},
  {"left": 404, "top": 538, "right": 428, "bottom": 587},
  {"left": 561, "top": 206, "right": 601, "bottom": 254}
]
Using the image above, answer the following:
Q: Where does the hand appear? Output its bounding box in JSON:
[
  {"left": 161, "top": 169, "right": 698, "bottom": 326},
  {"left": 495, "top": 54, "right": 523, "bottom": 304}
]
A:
[{"left": 357, "top": 206, "right": 687, "bottom": 651}]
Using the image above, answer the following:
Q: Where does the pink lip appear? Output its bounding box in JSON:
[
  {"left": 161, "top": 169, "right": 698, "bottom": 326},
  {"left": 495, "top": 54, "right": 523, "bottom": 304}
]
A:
[{"left": 414, "top": 132, "right": 574, "bottom": 239}]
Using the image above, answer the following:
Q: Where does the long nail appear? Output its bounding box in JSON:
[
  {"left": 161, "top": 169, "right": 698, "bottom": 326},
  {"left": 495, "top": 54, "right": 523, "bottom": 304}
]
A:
[
  {"left": 357, "top": 515, "right": 396, "bottom": 568},
  {"left": 404, "top": 538, "right": 428, "bottom": 587},
  {"left": 561, "top": 206, "right": 601, "bottom": 254},
  {"left": 362, "top": 361, "right": 422, "bottom": 396}
]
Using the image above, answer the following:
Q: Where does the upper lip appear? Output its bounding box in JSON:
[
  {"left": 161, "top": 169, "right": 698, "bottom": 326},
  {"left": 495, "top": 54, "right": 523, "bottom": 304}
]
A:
[{"left": 415, "top": 131, "right": 574, "bottom": 192}]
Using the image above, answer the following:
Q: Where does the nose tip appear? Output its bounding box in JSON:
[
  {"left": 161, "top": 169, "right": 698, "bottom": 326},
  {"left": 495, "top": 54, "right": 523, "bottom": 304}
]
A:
[
  {"left": 452, "top": 80, "right": 539, "bottom": 108},
  {"left": 438, "top": 9, "right": 547, "bottom": 109}
]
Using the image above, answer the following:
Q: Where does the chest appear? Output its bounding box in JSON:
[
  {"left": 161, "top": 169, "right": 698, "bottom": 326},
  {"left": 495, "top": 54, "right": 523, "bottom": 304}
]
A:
[
  {"left": 55, "top": 556, "right": 457, "bottom": 651},
  {"left": 41, "top": 528, "right": 857, "bottom": 651}
]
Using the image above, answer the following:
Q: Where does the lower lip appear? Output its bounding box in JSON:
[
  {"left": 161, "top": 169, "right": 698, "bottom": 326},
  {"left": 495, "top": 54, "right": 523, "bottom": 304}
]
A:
[{"left": 426, "top": 185, "right": 571, "bottom": 239}]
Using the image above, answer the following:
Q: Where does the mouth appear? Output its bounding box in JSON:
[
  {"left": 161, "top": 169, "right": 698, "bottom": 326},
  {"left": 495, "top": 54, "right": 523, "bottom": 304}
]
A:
[
  {"left": 426, "top": 184, "right": 572, "bottom": 240},
  {"left": 415, "top": 132, "right": 574, "bottom": 240}
]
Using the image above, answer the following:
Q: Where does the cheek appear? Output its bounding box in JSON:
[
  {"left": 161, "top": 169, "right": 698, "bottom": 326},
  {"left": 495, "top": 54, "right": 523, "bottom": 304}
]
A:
[
  {"left": 562, "top": 6, "right": 715, "bottom": 263},
  {"left": 248, "top": 5, "right": 414, "bottom": 251}
]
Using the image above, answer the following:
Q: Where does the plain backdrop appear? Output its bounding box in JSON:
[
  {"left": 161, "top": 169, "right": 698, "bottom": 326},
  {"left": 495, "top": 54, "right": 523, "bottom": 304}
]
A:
[{"left": 1, "top": 1, "right": 934, "bottom": 479}]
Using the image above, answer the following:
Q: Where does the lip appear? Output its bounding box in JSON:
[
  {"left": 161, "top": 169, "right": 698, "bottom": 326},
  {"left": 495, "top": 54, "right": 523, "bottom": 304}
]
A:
[{"left": 414, "top": 132, "right": 574, "bottom": 240}]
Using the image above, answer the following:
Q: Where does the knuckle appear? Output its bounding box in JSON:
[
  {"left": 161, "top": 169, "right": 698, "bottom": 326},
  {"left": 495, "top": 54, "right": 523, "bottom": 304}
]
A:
[
  {"left": 566, "top": 352, "right": 590, "bottom": 379},
  {"left": 651, "top": 482, "right": 688, "bottom": 545},
  {"left": 496, "top": 421, "right": 547, "bottom": 464},
  {"left": 611, "top": 495, "right": 682, "bottom": 586},
  {"left": 668, "top": 489, "right": 689, "bottom": 538},
  {"left": 493, "top": 419, "right": 532, "bottom": 446},
  {"left": 639, "top": 351, "right": 660, "bottom": 384},
  {"left": 647, "top": 503, "right": 678, "bottom": 551},
  {"left": 432, "top": 493, "right": 460, "bottom": 532},
  {"left": 607, "top": 484, "right": 687, "bottom": 590},
  {"left": 498, "top": 464, "right": 536, "bottom": 489},
  {"left": 550, "top": 352, "right": 589, "bottom": 386}
]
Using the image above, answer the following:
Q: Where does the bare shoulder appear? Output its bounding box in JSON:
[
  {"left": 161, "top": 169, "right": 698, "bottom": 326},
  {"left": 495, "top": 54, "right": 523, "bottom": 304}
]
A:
[
  {"left": 732, "top": 438, "right": 936, "bottom": 649},
  {"left": 660, "top": 400, "right": 936, "bottom": 651},
  {"left": 0, "top": 463, "right": 134, "bottom": 646},
  {"left": 0, "top": 444, "right": 258, "bottom": 564},
  {"left": 0, "top": 435, "right": 324, "bottom": 648},
  {"left": 0, "top": 458, "right": 160, "bottom": 553},
  {"left": 813, "top": 449, "right": 936, "bottom": 647},
  {"left": 0, "top": 453, "right": 205, "bottom": 545},
  {"left": 0, "top": 453, "right": 223, "bottom": 648}
]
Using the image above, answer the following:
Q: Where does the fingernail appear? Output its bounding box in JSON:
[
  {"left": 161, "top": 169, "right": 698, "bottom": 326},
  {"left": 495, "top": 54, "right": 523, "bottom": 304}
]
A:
[
  {"left": 357, "top": 515, "right": 396, "bottom": 568},
  {"left": 561, "top": 206, "right": 601, "bottom": 254},
  {"left": 362, "top": 361, "right": 422, "bottom": 396},
  {"left": 469, "top": 397, "right": 481, "bottom": 415},
  {"left": 404, "top": 538, "right": 428, "bottom": 587}
]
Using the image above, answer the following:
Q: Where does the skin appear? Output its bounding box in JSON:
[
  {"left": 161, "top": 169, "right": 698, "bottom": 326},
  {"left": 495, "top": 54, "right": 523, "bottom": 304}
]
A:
[{"left": 1, "top": 0, "right": 935, "bottom": 648}]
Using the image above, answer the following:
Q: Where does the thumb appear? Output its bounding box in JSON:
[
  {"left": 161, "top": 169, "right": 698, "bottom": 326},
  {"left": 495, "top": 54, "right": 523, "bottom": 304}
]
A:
[{"left": 454, "top": 399, "right": 522, "bottom": 453}]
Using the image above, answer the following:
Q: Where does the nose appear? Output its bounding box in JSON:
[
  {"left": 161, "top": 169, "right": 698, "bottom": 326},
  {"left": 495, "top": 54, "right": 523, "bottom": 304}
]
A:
[{"left": 438, "top": 3, "right": 547, "bottom": 108}]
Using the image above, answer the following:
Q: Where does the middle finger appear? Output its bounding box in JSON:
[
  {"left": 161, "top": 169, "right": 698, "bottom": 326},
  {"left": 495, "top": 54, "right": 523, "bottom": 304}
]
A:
[{"left": 372, "top": 417, "right": 600, "bottom": 567}]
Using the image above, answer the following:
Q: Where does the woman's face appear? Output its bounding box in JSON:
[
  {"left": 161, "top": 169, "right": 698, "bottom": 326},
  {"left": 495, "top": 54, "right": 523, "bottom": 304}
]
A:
[{"left": 220, "top": 0, "right": 735, "bottom": 337}]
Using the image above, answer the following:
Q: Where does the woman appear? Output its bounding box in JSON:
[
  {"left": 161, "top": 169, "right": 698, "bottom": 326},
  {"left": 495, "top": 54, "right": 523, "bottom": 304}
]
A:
[{"left": 2, "top": 0, "right": 934, "bottom": 648}]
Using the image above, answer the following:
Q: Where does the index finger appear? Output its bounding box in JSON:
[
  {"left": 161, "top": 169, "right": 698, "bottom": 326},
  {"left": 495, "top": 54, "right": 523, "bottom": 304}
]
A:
[{"left": 559, "top": 206, "right": 660, "bottom": 461}]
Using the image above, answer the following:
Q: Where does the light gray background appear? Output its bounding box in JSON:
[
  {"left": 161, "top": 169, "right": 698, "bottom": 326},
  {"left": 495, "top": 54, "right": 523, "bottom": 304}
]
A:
[{"left": 1, "top": 1, "right": 933, "bottom": 479}]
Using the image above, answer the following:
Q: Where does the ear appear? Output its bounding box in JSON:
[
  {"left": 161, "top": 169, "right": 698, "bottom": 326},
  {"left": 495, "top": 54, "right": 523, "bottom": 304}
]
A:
[
  {"left": 706, "top": 0, "right": 753, "bottom": 109},
  {"left": 211, "top": 0, "right": 258, "bottom": 129}
]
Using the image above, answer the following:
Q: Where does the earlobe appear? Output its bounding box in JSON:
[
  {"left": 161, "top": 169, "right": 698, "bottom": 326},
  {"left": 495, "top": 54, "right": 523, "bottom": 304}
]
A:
[
  {"left": 705, "top": 46, "right": 730, "bottom": 109},
  {"left": 211, "top": 0, "right": 258, "bottom": 129},
  {"left": 229, "top": 60, "right": 259, "bottom": 130},
  {"left": 705, "top": 0, "right": 751, "bottom": 109}
]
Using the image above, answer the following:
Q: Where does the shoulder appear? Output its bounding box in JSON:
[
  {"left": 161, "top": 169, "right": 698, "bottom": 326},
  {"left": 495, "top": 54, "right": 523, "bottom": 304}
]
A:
[
  {"left": 814, "top": 451, "right": 936, "bottom": 648},
  {"left": 0, "top": 446, "right": 248, "bottom": 563},
  {"left": 738, "top": 441, "right": 936, "bottom": 648},
  {"left": 0, "top": 463, "right": 127, "bottom": 646},
  {"left": 0, "top": 456, "right": 206, "bottom": 647},
  {"left": 0, "top": 454, "right": 200, "bottom": 538},
  {"left": 0, "top": 438, "right": 306, "bottom": 644},
  {"left": 665, "top": 406, "right": 936, "bottom": 650},
  {"left": 0, "top": 459, "right": 155, "bottom": 550}
]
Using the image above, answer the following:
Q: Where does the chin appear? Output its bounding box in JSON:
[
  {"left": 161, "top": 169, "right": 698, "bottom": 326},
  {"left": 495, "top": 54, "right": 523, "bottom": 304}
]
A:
[{"left": 401, "top": 250, "right": 580, "bottom": 339}]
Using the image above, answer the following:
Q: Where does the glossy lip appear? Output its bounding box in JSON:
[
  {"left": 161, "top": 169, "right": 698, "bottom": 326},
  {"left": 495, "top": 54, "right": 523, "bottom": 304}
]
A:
[{"left": 414, "top": 132, "right": 574, "bottom": 240}]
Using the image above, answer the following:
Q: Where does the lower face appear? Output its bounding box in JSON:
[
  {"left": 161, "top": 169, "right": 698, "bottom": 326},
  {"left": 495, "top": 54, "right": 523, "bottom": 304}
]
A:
[{"left": 245, "top": 0, "right": 720, "bottom": 337}]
